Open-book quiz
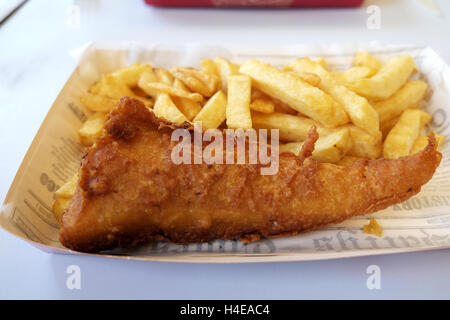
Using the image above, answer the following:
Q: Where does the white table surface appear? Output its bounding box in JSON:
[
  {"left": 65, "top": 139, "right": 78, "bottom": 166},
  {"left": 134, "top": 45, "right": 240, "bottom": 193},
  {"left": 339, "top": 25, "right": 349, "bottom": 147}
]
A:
[{"left": 1, "top": 0, "right": 450, "bottom": 299}]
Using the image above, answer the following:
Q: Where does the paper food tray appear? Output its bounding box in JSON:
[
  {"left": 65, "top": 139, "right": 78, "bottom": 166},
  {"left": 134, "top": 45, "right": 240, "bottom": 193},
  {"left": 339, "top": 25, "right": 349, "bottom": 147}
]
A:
[{"left": 1, "top": 41, "right": 450, "bottom": 263}]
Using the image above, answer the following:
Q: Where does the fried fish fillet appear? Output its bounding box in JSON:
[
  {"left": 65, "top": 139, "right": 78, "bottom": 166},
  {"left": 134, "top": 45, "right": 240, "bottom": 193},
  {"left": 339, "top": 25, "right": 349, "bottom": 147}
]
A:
[{"left": 60, "top": 97, "right": 441, "bottom": 252}]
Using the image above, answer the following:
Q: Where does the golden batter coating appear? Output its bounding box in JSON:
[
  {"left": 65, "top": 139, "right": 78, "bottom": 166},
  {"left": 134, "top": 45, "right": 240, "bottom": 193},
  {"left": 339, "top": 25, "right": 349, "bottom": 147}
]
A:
[{"left": 60, "top": 97, "right": 441, "bottom": 252}]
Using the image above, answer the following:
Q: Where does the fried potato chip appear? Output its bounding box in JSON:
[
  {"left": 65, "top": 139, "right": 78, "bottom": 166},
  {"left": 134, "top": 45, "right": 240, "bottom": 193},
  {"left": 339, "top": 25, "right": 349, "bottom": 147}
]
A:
[
  {"left": 282, "top": 66, "right": 321, "bottom": 87},
  {"left": 78, "top": 112, "right": 106, "bottom": 146},
  {"left": 251, "top": 112, "right": 331, "bottom": 142},
  {"left": 171, "top": 71, "right": 210, "bottom": 97},
  {"left": 348, "top": 55, "right": 416, "bottom": 100},
  {"left": 137, "top": 71, "right": 159, "bottom": 96},
  {"left": 153, "top": 93, "right": 189, "bottom": 124},
  {"left": 80, "top": 94, "right": 117, "bottom": 112},
  {"left": 362, "top": 217, "right": 383, "bottom": 237},
  {"left": 226, "top": 75, "right": 252, "bottom": 129},
  {"left": 172, "top": 97, "right": 201, "bottom": 121},
  {"left": 96, "top": 74, "right": 135, "bottom": 99},
  {"left": 250, "top": 98, "right": 275, "bottom": 114},
  {"left": 380, "top": 114, "right": 401, "bottom": 139},
  {"left": 132, "top": 86, "right": 151, "bottom": 98},
  {"left": 171, "top": 68, "right": 218, "bottom": 98},
  {"left": 240, "top": 59, "right": 349, "bottom": 128},
  {"left": 410, "top": 134, "right": 445, "bottom": 155},
  {"left": 280, "top": 127, "right": 351, "bottom": 163},
  {"left": 214, "top": 57, "right": 240, "bottom": 93},
  {"left": 111, "top": 63, "right": 154, "bottom": 88},
  {"left": 52, "top": 196, "right": 72, "bottom": 222},
  {"left": 314, "top": 57, "right": 327, "bottom": 69},
  {"left": 290, "top": 58, "right": 380, "bottom": 135},
  {"left": 193, "top": 91, "right": 227, "bottom": 129},
  {"left": 201, "top": 58, "right": 219, "bottom": 77},
  {"left": 138, "top": 81, "right": 203, "bottom": 102},
  {"left": 172, "top": 78, "right": 190, "bottom": 92},
  {"left": 55, "top": 173, "right": 78, "bottom": 198},
  {"left": 352, "top": 51, "right": 383, "bottom": 72},
  {"left": 419, "top": 110, "right": 432, "bottom": 127},
  {"left": 332, "top": 66, "right": 376, "bottom": 86},
  {"left": 346, "top": 125, "right": 382, "bottom": 159},
  {"left": 292, "top": 71, "right": 321, "bottom": 87},
  {"left": 335, "top": 155, "right": 366, "bottom": 166},
  {"left": 171, "top": 79, "right": 202, "bottom": 120},
  {"left": 373, "top": 80, "right": 428, "bottom": 125},
  {"left": 383, "top": 109, "right": 428, "bottom": 159},
  {"left": 133, "top": 96, "right": 154, "bottom": 108},
  {"left": 155, "top": 68, "right": 174, "bottom": 85},
  {"left": 271, "top": 98, "right": 298, "bottom": 115}
]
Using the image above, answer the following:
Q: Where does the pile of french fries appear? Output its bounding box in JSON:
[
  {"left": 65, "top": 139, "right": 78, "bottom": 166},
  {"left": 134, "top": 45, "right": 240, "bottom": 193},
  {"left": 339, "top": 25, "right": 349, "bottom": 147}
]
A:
[
  {"left": 54, "top": 52, "right": 446, "bottom": 221},
  {"left": 78, "top": 52, "right": 444, "bottom": 165}
]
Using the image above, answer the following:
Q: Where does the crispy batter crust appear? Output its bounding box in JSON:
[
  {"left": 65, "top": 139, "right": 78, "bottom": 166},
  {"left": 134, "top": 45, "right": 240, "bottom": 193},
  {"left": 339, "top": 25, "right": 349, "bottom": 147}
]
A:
[{"left": 60, "top": 97, "right": 442, "bottom": 252}]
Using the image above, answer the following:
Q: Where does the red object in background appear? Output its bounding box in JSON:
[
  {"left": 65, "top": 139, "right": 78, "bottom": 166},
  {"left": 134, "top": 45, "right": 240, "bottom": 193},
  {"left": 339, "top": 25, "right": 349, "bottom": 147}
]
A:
[{"left": 144, "top": 0, "right": 364, "bottom": 8}]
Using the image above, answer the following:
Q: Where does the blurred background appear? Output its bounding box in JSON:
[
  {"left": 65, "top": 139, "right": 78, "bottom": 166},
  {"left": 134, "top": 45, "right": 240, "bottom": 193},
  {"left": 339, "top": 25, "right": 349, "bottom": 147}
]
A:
[{"left": 1, "top": 0, "right": 450, "bottom": 299}]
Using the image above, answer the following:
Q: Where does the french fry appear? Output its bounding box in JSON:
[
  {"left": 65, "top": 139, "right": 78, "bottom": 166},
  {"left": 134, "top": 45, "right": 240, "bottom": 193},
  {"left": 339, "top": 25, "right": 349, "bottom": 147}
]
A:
[
  {"left": 251, "top": 90, "right": 289, "bottom": 114},
  {"left": 335, "top": 155, "right": 366, "bottom": 166},
  {"left": 171, "top": 67, "right": 218, "bottom": 97},
  {"left": 250, "top": 98, "right": 275, "bottom": 114},
  {"left": 96, "top": 74, "right": 135, "bottom": 99},
  {"left": 352, "top": 51, "right": 383, "bottom": 72},
  {"left": 383, "top": 109, "right": 429, "bottom": 159},
  {"left": 171, "top": 70, "right": 211, "bottom": 97},
  {"left": 137, "top": 71, "right": 159, "bottom": 97},
  {"left": 171, "top": 79, "right": 202, "bottom": 120},
  {"left": 138, "top": 81, "right": 203, "bottom": 102},
  {"left": 201, "top": 58, "right": 219, "bottom": 77},
  {"left": 410, "top": 134, "right": 445, "bottom": 155},
  {"left": 153, "top": 93, "right": 189, "bottom": 124},
  {"left": 214, "top": 57, "right": 240, "bottom": 93},
  {"left": 193, "top": 91, "right": 227, "bottom": 129},
  {"left": 348, "top": 55, "right": 416, "bottom": 100},
  {"left": 170, "top": 97, "right": 200, "bottom": 120},
  {"left": 314, "top": 57, "right": 327, "bottom": 69},
  {"left": 133, "top": 86, "right": 151, "bottom": 97},
  {"left": 251, "top": 112, "right": 331, "bottom": 142},
  {"left": 52, "top": 197, "right": 72, "bottom": 222},
  {"left": 373, "top": 80, "right": 428, "bottom": 125},
  {"left": 380, "top": 114, "right": 401, "bottom": 139},
  {"left": 290, "top": 58, "right": 380, "bottom": 135},
  {"left": 293, "top": 71, "right": 321, "bottom": 87},
  {"left": 240, "top": 59, "right": 349, "bottom": 128},
  {"left": 111, "top": 63, "right": 154, "bottom": 87},
  {"left": 78, "top": 112, "right": 106, "bottom": 146},
  {"left": 80, "top": 94, "right": 117, "bottom": 112},
  {"left": 133, "top": 96, "right": 154, "bottom": 108},
  {"left": 419, "top": 110, "right": 432, "bottom": 127},
  {"left": 55, "top": 173, "right": 78, "bottom": 198},
  {"left": 226, "top": 75, "right": 252, "bottom": 129},
  {"left": 155, "top": 68, "right": 174, "bottom": 85},
  {"left": 346, "top": 125, "right": 382, "bottom": 159},
  {"left": 272, "top": 98, "right": 298, "bottom": 115},
  {"left": 362, "top": 217, "right": 383, "bottom": 237},
  {"left": 332, "top": 66, "right": 376, "bottom": 86},
  {"left": 282, "top": 66, "right": 321, "bottom": 86},
  {"left": 280, "top": 127, "right": 351, "bottom": 163}
]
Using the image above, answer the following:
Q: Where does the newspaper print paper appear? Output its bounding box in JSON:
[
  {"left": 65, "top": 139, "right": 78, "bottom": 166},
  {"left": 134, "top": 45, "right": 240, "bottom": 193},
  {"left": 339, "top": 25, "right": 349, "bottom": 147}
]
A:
[{"left": 1, "top": 42, "right": 449, "bottom": 263}]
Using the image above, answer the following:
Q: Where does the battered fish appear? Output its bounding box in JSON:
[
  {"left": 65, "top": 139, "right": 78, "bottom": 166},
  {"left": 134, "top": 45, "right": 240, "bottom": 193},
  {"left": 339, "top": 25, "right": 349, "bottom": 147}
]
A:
[{"left": 60, "top": 97, "right": 442, "bottom": 252}]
